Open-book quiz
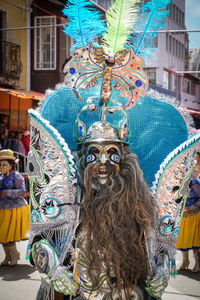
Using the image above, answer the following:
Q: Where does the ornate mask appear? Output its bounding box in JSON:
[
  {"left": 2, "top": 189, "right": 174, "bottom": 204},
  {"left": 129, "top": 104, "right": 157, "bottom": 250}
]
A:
[{"left": 85, "top": 142, "right": 121, "bottom": 184}]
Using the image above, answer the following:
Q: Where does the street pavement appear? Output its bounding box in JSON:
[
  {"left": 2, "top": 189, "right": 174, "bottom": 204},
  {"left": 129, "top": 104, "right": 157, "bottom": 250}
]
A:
[{"left": 0, "top": 241, "right": 200, "bottom": 300}]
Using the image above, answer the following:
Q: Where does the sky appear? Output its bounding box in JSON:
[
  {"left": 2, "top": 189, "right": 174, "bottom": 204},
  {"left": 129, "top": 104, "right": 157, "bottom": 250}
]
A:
[{"left": 185, "top": 0, "right": 200, "bottom": 49}]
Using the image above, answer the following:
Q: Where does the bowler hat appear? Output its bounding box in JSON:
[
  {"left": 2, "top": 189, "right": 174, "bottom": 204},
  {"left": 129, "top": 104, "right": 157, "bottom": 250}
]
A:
[{"left": 0, "top": 149, "right": 16, "bottom": 161}]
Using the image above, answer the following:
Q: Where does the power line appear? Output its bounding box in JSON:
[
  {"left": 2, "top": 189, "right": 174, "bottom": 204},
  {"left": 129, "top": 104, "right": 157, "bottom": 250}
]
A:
[
  {"left": 0, "top": 24, "right": 64, "bottom": 31},
  {"left": 32, "top": 2, "right": 66, "bottom": 21},
  {"left": 176, "top": 71, "right": 200, "bottom": 74},
  {"left": 0, "top": 25, "right": 200, "bottom": 32},
  {"left": 159, "top": 29, "right": 200, "bottom": 34}
]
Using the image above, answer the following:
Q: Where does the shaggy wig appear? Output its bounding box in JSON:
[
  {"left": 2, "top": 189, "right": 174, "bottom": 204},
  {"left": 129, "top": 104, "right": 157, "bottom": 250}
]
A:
[{"left": 76, "top": 143, "right": 156, "bottom": 298}]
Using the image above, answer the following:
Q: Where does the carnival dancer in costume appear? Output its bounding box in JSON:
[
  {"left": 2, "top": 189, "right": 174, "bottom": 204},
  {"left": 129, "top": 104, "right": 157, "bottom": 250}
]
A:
[
  {"left": 0, "top": 149, "right": 30, "bottom": 266},
  {"left": 176, "top": 150, "right": 200, "bottom": 273},
  {"left": 26, "top": 0, "right": 200, "bottom": 299},
  {"left": 75, "top": 124, "right": 156, "bottom": 299}
]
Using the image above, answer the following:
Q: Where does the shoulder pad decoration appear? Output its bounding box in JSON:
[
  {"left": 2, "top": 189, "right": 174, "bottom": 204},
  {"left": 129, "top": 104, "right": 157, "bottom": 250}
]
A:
[
  {"left": 27, "top": 109, "right": 79, "bottom": 263},
  {"left": 152, "top": 132, "right": 200, "bottom": 247}
]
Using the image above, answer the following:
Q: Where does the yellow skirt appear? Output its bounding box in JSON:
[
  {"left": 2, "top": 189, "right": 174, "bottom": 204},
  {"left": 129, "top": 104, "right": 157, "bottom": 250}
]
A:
[
  {"left": 176, "top": 211, "right": 200, "bottom": 250},
  {"left": 0, "top": 205, "right": 30, "bottom": 244}
]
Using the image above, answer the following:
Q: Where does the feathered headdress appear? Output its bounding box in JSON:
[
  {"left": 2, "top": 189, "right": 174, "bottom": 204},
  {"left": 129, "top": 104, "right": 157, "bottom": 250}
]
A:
[
  {"left": 62, "top": 0, "right": 106, "bottom": 51},
  {"left": 101, "top": 0, "right": 139, "bottom": 54},
  {"left": 127, "top": 0, "right": 171, "bottom": 57},
  {"left": 62, "top": 0, "right": 170, "bottom": 143}
]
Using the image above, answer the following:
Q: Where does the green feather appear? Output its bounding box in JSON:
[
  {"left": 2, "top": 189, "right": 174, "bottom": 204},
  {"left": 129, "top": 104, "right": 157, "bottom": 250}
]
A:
[{"left": 102, "top": 0, "right": 140, "bottom": 54}]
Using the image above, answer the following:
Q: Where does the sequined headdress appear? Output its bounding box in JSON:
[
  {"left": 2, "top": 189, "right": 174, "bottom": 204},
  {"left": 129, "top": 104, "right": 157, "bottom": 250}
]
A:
[{"left": 62, "top": 0, "right": 171, "bottom": 144}]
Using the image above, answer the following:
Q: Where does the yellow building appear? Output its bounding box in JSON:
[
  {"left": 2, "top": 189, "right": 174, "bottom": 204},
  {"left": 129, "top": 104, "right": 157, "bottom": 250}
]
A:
[{"left": 0, "top": 0, "right": 29, "bottom": 90}]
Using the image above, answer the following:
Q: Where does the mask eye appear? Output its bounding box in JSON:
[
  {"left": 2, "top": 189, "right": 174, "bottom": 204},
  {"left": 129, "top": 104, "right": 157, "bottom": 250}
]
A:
[
  {"left": 86, "top": 153, "right": 96, "bottom": 164},
  {"left": 110, "top": 153, "right": 120, "bottom": 164},
  {"left": 89, "top": 147, "right": 100, "bottom": 155}
]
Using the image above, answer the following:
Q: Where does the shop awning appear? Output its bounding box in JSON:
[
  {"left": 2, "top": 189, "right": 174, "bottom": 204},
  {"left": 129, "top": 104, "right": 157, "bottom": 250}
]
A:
[
  {"left": 0, "top": 87, "right": 44, "bottom": 100},
  {"left": 0, "top": 87, "right": 44, "bottom": 131}
]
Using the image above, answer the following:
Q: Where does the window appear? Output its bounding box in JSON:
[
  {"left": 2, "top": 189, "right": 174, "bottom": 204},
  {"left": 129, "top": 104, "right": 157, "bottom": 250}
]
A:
[
  {"left": 183, "top": 78, "right": 196, "bottom": 95},
  {"left": 169, "top": 4, "right": 173, "bottom": 20},
  {"left": 153, "top": 36, "right": 158, "bottom": 48},
  {"left": 184, "top": 78, "right": 189, "bottom": 93},
  {"left": 0, "top": 10, "right": 7, "bottom": 74},
  {"left": 60, "top": 27, "right": 72, "bottom": 69},
  {"left": 185, "top": 35, "right": 189, "bottom": 53},
  {"left": 179, "top": 42, "right": 182, "bottom": 58},
  {"left": 163, "top": 70, "right": 169, "bottom": 89},
  {"left": 182, "top": 46, "right": 185, "bottom": 60},
  {"left": 163, "top": 71, "right": 176, "bottom": 91},
  {"left": 172, "top": 4, "right": 175, "bottom": 21},
  {"left": 176, "top": 40, "right": 178, "bottom": 57},
  {"left": 169, "top": 35, "right": 172, "bottom": 52},
  {"left": 175, "top": 6, "right": 178, "bottom": 24},
  {"left": 178, "top": 9, "right": 182, "bottom": 27},
  {"left": 34, "top": 16, "right": 56, "bottom": 70},
  {"left": 181, "top": 12, "right": 184, "bottom": 28},
  {"left": 171, "top": 73, "right": 176, "bottom": 92},
  {"left": 191, "top": 82, "right": 196, "bottom": 95},
  {"left": 170, "top": 3, "right": 183, "bottom": 26},
  {"left": 66, "top": 36, "right": 72, "bottom": 57},
  {"left": 166, "top": 33, "right": 169, "bottom": 51},
  {"left": 145, "top": 68, "right": 156, "bottom": 85},
  {"left": 173, "top": 37, "right": 176, "bottom": 55}
]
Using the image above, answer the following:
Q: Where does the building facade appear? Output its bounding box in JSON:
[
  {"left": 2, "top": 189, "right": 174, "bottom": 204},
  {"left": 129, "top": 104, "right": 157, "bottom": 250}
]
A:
[
  {"left": 144, "top": 0, "right": 186, "bottom": 91},
  {"left": 0, "top": 0, "right": 44, "bottom": 132},
  {"left": 0, "top": 0, "right": 29, "bottom": 90},
  {"left": 142, "top": 0, "right": 200, "bottom": 117},
  {"left": 182, "top": 48, "right": 200, "bottom": 113},
  {"left": 96, "top": 0, "right": 200, "bottom": 124},
  {"left": 30, "top": 0, "right": 68, "bottom": 92},
  {"left": 1, "top": 0, "right": 198, "bottom": 119}
]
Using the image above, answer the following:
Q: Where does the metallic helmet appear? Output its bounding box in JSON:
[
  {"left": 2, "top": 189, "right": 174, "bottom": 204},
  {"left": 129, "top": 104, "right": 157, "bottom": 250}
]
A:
[{"left": 84, "top": 121, "right": 122, "bottom": 144}]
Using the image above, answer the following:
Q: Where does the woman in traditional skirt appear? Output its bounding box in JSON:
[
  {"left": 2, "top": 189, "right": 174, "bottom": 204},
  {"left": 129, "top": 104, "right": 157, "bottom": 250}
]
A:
[
  {"left": 0, "top": 149, "right": 30, "bottom": 266},
  {"left": 176, "top": 151, "right": 200, "bottom": 272}
]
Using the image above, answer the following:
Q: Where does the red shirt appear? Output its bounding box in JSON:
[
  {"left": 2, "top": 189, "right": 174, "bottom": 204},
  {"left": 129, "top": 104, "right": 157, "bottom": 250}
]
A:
[{"left": 22, "top": 136, "right": 30, "bottom": 156}]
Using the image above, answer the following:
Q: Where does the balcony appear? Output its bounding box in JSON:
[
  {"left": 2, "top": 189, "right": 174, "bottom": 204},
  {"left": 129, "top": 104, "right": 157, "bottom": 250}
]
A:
[{"left": 0, "top": 40, "right": 22, "bottom": 87}]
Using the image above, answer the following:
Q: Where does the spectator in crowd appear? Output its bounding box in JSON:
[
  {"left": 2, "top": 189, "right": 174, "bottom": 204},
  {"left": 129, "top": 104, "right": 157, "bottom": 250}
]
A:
[
  {"left": 8, "top": 131, "right": 18, "bottom": 152},
  {"left": 0, "top": 126, "right": 18, "bottom": 152},
  {"left": 0, "top": 126, "right": 6, "bottom": 150},
  {"left": 22, "top": 131, "right": 30, "bottom": 156},
  {"left": 0, "top": 114, "right": 9, "bottom": 128},
  {"left": 17, "top": 131, "right": 26, "bottom": 155},
  {"left": 0, "top": 149, "right": 30, "bottom": 266},
  {"left": 176, "top": 151, "right": 200, "bottom": 272}
]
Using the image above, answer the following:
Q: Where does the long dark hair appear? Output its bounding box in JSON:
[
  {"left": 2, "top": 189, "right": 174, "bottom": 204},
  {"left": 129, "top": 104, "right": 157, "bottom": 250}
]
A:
[
  {"left": 76, "top": 144, "right": 155, "bottom": 298},
  {"left": 6, "top": 159, "right": 16, "bottom": 171}
]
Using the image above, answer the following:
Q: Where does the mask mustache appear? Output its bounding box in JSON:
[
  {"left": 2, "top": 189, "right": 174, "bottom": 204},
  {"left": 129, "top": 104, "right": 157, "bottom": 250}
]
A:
[{"left": 84, "top": 161, "right": 117, "bottom": 187}]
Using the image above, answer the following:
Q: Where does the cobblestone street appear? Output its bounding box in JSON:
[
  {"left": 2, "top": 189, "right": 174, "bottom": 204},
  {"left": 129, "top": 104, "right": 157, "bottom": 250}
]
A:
[{"left": 0, "top": 241, "right": 200, "bottom": 300}]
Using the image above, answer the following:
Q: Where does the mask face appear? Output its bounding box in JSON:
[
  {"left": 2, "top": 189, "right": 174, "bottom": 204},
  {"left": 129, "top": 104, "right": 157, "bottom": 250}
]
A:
[
  {"left": 0, "top": 161, "right": 12, "bottom": 175},
  {"left": 85, "top": 143, "right": 121, "bottom": 184}
]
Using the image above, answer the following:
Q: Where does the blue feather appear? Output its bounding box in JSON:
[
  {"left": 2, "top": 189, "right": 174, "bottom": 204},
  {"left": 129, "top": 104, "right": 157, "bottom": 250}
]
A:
[
  {"left": 127, "top": 0, "right": 170, "bottom": 58},
  {"left": 62, "top": 0, "right": 106, "bottom": 52}
]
